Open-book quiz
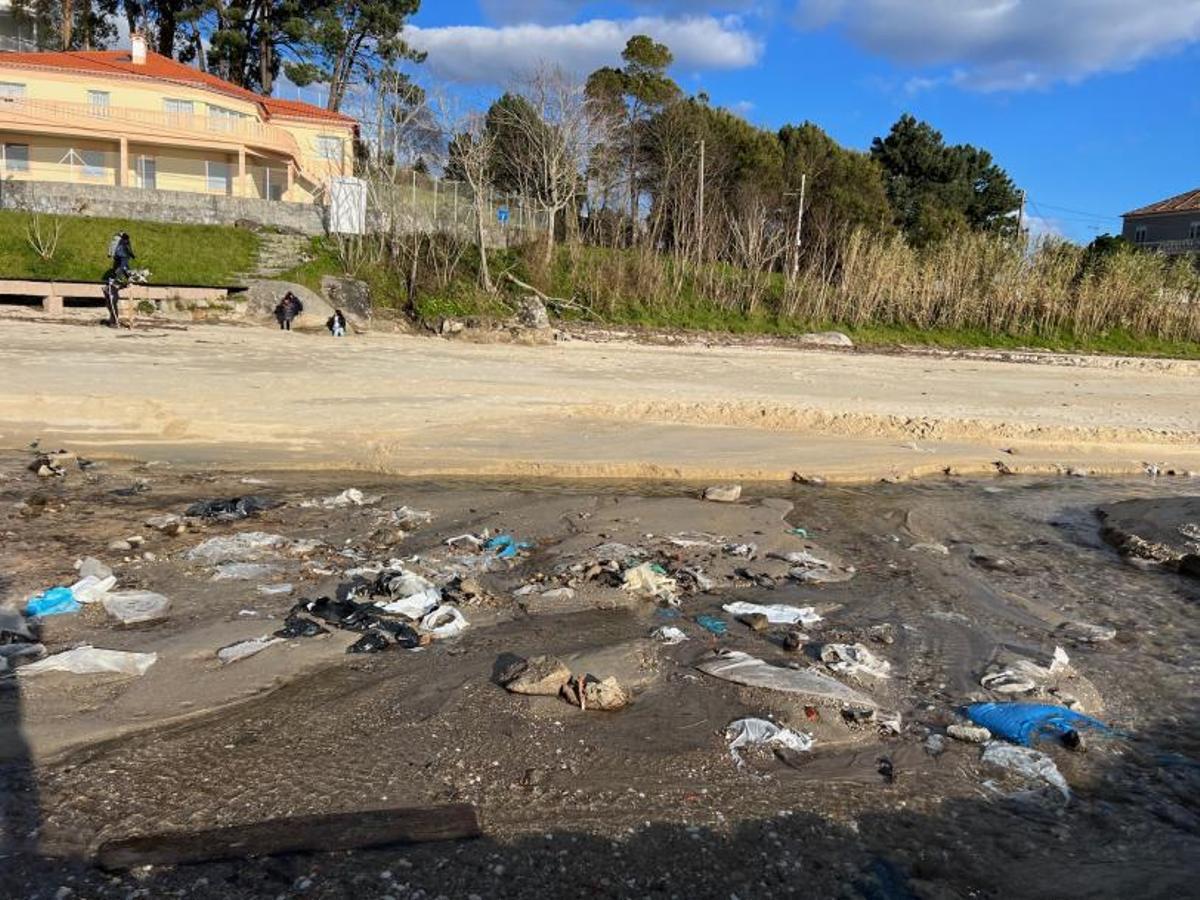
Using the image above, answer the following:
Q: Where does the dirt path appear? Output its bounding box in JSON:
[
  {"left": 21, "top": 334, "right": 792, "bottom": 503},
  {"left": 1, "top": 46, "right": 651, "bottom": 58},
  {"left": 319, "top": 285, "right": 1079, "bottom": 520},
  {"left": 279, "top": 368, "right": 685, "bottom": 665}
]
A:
[{"left": 1, "top": 319, "right": 1197, "bottom": 481}]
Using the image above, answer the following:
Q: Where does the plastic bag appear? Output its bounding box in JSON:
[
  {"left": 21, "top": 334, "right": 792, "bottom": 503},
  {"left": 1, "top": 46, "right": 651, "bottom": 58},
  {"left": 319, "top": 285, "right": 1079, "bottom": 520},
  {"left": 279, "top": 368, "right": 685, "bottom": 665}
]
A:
[
  {"left": 19, "top": 645, "right": 157, "bottom": 677},
  {"left": 217, "top": 635, "right": 283, "bottom": 665},
  {"left": 820, "top": 643, "right": 892, "bottom": 679},
  {"left": 696, "top": 615, "right": 728, "bottom": 636},
  {"left": 721, "top": 601, "right": 821, "bottom": 626},
  {"left": 653, "top": 626, "right": 689, "bottom": 644},
  {"left": 981, "top": 741, "right": 1070, "bottom": 800},
  {"left": 379, "top": 588, "right": 441, "bottom": 620},
  {"left": 419, "top": 605, "right": 469, "bottom": 639},
  {"left": 70, "top": 574, "right": 117, "bottom": 604},
  {"left": 697, "top": 650, "right": 877, "bottom": 707},
  {"left": 25, "top": 587, "right": 80, "bottom": 617},
  {"left": 211, "top": 562, "right": 284, "bottom": 581},
  {"left": 185, "top": 496, "right": 281, "bottom": 520},
  {"left": 966, "top": 702, "right": 1109, "bottom": 746},
  {"left": 302, "top": 488, "right": 381, "bottom": 509},
  {"left": 622, "top": 563, "right": 679, "bottom": 604},
  {"left": 185, "top": 532, "right": 290, "bottom": 564},
  {"left": 726, "top": 717, "right": 814, "bottom": 765},
  {"left": 101, "top": 591, "right": 171, "bottom": 625}
]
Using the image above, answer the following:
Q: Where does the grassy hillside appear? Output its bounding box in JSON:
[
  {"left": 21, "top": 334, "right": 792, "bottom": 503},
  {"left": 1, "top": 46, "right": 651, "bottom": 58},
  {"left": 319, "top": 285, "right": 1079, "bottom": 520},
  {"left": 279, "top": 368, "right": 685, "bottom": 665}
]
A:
[{"left": 0, "top": 210, "right": 259, "bottom": 285}]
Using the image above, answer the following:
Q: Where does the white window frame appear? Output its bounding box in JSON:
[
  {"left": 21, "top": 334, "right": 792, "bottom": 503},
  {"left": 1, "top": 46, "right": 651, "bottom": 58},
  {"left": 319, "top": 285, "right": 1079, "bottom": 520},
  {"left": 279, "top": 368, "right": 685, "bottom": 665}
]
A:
[
  {"left": 208, "top": 104, "right": 245, "bottom": 133},
  {"left": 0, "top": 82, "right": 26, "bottom": 100},
  {"left": 81, "top": 149, "right": 106, "bottom": 179},
  {"left": 3, "top": 142, "right": 29, "bottom": 173},
  {"left": 88, "top": 90, "right": 111, "bottom": 116},
  {"left": 206, "top": 160, "right": 231, "bottom": 194},
  {"left": 1134, "top": 226, "right": 1147, "bottom": 244},
  {"left": 316, "top": 135, "right": 343, "bottom": 163},
  {"left": 137, "top": 155, "right": 156, "bottom": 190},
  {"left": 1189, "top": 222, "right": 1200, "bottom": 240},
  {"left": 163, "top": 98, "right": 194, "bottom": 120}
]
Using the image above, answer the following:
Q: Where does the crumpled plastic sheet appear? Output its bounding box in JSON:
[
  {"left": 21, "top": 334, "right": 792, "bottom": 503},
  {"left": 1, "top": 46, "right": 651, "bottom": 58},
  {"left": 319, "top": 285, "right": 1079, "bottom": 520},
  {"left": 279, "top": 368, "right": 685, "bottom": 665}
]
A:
[
  {"left": 653, "top": 626, "right": 689, "bottom": 644},
  {"left": 966, "top": 702, "right": 1110, "bottom": 746},
  {"left": 301, "top": 488, "right": 381, "bottom": 509},
  {"left": 211, "top": 562, "right": 284, "bottom": 581},
  {"left": 981, "top": 741, "right": 1070, "bottom": 800},
  {"left": 19, "top": 645, "right": 158, "bottom": 677},
  {"left": 697, "top": 650, "right": 878, "bottom": 708},
  {"left": 25, "top": 587, "right": 80, "bottom": 618},
  {"left": 420, "top": 605, "right": 469, "bottom": 638},
  {"left": 70, "top": 574, "right": 117, "bottom": 604},
  {"left": 184, "top": 496, "right": 281, "bottom": 520},
  {"left": 726, "top": 717, "right": 814, "bottom": 766},
  {"left": 622, "top": 562, "right": 679, "bottom": 604},
  {"left": 217, "top": 635, "right": 283, "bottom": 665},
  {"left": 980, "top": 647, "right": 1070, "bottom": 694},
  {"left": 820, "top": 643, "right": 892, "bottom": 679},
  {"left": 721, "top": 601, "right": 822, "bottom": 626}
]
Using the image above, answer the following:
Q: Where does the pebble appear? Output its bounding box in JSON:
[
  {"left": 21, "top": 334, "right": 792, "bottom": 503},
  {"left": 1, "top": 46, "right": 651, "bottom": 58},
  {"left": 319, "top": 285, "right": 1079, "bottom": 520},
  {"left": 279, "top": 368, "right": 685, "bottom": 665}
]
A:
[
  {"left": 947, "top": 724, "right": 992, "bottom": 744},
  {"left": 108, "top": 540, "right": 132, "bottom": 552}
]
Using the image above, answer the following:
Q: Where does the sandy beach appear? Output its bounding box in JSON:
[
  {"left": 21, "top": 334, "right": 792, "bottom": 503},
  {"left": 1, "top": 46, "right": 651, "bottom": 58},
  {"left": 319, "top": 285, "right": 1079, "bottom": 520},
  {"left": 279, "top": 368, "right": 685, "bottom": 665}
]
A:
[{"left": 0, "top": 319, "right": 1197, "bottom": 481}]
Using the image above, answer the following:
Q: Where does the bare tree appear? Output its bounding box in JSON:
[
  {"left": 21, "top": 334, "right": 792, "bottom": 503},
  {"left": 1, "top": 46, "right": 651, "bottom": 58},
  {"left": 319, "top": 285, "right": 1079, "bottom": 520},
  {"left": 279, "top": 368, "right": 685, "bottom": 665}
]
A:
[
  {"left": 452, "top": 113, "right": 497, "bottom": 293},
  {"left": 494, "top": 65, "right": 603, "bottom": 266}
]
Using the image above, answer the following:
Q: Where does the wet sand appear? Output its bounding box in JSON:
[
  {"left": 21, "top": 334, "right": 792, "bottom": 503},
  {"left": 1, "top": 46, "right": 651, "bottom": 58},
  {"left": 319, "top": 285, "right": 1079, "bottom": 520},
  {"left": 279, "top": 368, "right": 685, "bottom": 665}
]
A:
[
  {"left": 2, "top": 452, "right": 1198, "bottom": 898},
  {"left": 1, "top": 319, "right": 1198, "bottom": 481}
]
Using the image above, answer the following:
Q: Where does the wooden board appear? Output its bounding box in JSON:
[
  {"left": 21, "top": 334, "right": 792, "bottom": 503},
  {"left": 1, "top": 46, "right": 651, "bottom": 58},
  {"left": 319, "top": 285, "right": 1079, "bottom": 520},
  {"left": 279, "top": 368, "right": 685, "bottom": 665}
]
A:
[{"left": 95, "top": 804, "right": 481, "bottom": 870}]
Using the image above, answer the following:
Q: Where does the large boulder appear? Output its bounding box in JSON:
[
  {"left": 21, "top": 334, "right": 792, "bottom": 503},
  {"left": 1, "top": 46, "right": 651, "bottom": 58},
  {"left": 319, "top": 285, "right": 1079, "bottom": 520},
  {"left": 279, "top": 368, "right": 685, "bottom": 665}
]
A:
[
  {"left": 320, "top": 275, "right": 373, "bottom": 321},
  {"left": 797, "top": 331, "right": 854, "bottom": 349},
  {"left": 240, "top": 280, "right": 333, "bottom": 331}
]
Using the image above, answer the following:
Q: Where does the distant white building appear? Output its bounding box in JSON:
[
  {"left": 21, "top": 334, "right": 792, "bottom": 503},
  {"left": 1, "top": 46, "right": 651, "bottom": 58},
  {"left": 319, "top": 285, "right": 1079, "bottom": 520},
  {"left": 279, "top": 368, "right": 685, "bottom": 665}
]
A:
[{"left": 0, "top": 0, "right": 37, "bottom": 52}]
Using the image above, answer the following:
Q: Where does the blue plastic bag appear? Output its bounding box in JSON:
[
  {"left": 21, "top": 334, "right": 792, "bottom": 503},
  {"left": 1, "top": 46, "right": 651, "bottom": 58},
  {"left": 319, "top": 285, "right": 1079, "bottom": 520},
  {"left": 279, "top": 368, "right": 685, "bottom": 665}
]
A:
[
  {"left": 25, "top": 586, "right": 80, "bottom": 618},
  {"left": 966, "top": 702, "right": 1110, "bottom": 746},
  {"left": 696, "top": 615, "right": 728, "bottom": 637},
  {"left": 484, "top": 534, "right": 533, "bottom": 559}
]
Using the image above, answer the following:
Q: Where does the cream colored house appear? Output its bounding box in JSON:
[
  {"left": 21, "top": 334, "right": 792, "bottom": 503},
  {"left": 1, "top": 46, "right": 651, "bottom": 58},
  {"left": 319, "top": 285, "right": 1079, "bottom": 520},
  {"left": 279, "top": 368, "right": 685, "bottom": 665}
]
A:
[{"left": 0, "top": 35, "right": 356, "bottom": 204}]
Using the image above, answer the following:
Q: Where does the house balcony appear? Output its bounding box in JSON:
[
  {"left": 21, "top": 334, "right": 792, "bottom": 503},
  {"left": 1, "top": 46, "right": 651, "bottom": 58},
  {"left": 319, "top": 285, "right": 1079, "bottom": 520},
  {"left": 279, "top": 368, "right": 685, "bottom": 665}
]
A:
[
  {"left": 1141, "top": 238, "right": 1200, "bottom": 255},
  {"left": 0, "top": 94, "right": 303, "bottom": 166}
]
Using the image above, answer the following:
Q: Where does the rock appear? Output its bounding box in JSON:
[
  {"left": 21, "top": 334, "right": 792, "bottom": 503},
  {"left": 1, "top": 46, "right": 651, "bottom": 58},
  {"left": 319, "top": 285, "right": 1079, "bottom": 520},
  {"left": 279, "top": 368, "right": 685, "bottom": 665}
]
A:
[
  {"left": 126, "top": 535, "right": 145, "bottom": 547},
  {"left": 440, "top": 318, "right": 464, "bottom": 335},
  {"left": 241, "top": 280, "right": 332, "bottom": 330},
  {"left": 791, "top": 472, "right": 826, "bottom": 486},
  {"left": 108, "top": 539, "right": 133, "bottom": 552},
  {"left": 540, "top": 587, "right": 576, "bottom": 602},
  {"left": 319, "top": 275, "right": 372, "bottom": 321},
  {"left": 947, "top": 723, "right": 991, "bottom": 744},
  {"left": 562, "top": 674, "right": 629, "bottom": 711},
  {"left": 797, "top": 331, "right": 853, "bottom": 349},
  {"left": 515, "top": 295, "right": 550, "bottom": 330},
  {"left": 76, "top": 557, "right": 113, "bottom": 580},
  {"left": 783, "top": 630, "right": 805, "bottom": 651},
  {"left": 925, "top": 734, "right": 946, "bottom": 757},
  {"left": 1056, "top": 621, "right": 1117, "bottom": 643},
  {"left": 502, "top": 656, "right": 572, "bottom": 696},
  {"left": 1180, "top": 554, "right": 1200, "bottom": 578},
  {"left": 738, "top": 612, "right": 770, "bottom": 632},
  {"left": 145, "top": 514, "right": 186, "bottom": 536},
  {"left": 703, "top": 484, "right": 742, "bottom": 503}
]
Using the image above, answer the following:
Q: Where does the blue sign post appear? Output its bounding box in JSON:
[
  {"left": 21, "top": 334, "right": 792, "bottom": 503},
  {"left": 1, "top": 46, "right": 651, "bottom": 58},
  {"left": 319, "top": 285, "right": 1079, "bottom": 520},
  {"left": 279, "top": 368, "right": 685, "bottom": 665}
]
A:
[{"left": 497, "top": 206, "right": 510, "bottom": 225}]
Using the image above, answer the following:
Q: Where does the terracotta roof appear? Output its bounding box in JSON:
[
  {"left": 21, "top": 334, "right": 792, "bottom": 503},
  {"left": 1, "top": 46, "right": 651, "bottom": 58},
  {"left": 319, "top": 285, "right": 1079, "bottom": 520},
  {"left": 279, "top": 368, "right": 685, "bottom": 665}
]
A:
[
  {"left": 1123, "top": 188, "right": 1200, "bottom": 218},
  {"left": 0, "top": 49, "right": 356, "bottom": 125}
]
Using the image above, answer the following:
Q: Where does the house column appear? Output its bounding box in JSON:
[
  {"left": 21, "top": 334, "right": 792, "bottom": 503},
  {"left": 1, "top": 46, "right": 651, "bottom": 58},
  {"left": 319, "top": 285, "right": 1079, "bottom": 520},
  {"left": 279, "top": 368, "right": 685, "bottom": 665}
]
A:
[
  {"left": 286, "top": 161, "right": 294, "bottom": 201},
  {"left": 118, "top": 137, "right": 128, "bottom": 187},
  {"left": 237, "top": 148, "right": 247, "bottom": 197}
]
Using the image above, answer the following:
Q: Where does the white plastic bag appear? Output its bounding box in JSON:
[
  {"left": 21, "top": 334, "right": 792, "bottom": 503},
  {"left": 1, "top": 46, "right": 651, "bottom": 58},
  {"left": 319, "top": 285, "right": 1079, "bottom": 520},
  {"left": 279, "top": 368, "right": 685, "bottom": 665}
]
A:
[
  {"left": 726, "top": 717, "right": 814, "bottom": 765},
  {"left": 981, "top": 741, "right": 1070, "bottom": 800},
  {"left": 70, "top": 574, "right": 117, "bottom": 604},
  {"left": 722, "top": 601, "right": 822, "bottom": 626},
  {"left": 697, "top": 650, "right": 877, "bottom": 707},
  {"left": 820, "top": 643, "right": 892, "bottom": 679},
  {"left": 217, "top": 635, "right": 283, "bottom": 665},
  {"left": 101, "top": 590, "right": 171, "bottom": 625},
  {"left": 622, "top": 563, "right": 679, "bottom": 604},
  {"left": 19, "top": 645, "right": 157, "bottom": 677},
  {"left": 419, "top": 605, "right": 469, "bottom": 639},
  {"left": 653, "top": 626, "right": 689, "bottom": 645}
]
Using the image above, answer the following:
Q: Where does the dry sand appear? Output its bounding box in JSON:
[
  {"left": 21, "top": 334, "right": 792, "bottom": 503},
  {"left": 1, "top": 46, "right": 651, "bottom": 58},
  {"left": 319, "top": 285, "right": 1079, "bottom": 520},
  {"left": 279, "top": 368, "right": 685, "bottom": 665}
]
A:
[{"left": 0, "top": 318, "right": 1197, "bottom": 481}]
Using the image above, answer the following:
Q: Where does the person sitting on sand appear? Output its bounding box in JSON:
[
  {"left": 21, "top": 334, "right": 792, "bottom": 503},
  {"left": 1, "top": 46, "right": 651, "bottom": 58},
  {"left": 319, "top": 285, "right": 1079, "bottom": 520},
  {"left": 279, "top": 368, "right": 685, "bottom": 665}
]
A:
[
  {"left": 327, "top": 309, "right": 347, "bottom": 337},
  {"left": 274, "top": 292, "right": 303, "bottom": 331}
]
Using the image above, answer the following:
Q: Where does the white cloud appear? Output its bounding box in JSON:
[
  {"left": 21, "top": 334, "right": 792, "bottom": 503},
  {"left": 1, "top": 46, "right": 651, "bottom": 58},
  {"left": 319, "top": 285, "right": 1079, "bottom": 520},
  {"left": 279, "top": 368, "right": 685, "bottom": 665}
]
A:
[
  {"left": 478, "top": 1, "right": 756, "bottom": 26},
  {"left": 795, "top": 0, "right": 1200, "bottom": 89},
  {"left": 408, "top": 15, "right": 763, "bottom": 84}
]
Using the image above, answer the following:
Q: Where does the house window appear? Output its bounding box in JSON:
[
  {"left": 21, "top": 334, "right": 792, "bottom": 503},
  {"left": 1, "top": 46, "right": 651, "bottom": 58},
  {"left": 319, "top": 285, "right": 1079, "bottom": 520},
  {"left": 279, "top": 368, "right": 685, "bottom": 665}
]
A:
[
  {"left": 137, "top": 155, "right": 156, "bottom": 190},
  {"left": 1190, "top": 222, "right": 1200, "bottom": 240},
  {"left": 163, "top": 98, "right": 194, "bottom": 120},
  {"left": 207, "top": 160, "right": 230, "bottom": 194},
  {"left": 88, "top": 90, "right": 110, "bottom": 116},
  {"left": 1134, "top": 226, "right": 1147, "bottom": 244},
  {"left": 316, "top": 135, "right": 343, "bottom": 163},
  {"left": 0, "top": 82, "right": 25, "bottom": 100},
  {"left": 81, "top": 149, "right": 106, "bottom": 179},
  {"left": 208, "top": 104, "right": 245, "bottom": 132},
  {"left": 3, "top": 142, "right": 29, "bottom": 173}
]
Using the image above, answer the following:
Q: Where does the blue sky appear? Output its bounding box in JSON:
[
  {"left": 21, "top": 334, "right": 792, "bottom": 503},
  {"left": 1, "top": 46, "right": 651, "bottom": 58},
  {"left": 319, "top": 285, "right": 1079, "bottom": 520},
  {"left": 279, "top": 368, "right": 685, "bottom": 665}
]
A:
[{"left": 404, "top": 1, "right": 1200, "bottom": 243}]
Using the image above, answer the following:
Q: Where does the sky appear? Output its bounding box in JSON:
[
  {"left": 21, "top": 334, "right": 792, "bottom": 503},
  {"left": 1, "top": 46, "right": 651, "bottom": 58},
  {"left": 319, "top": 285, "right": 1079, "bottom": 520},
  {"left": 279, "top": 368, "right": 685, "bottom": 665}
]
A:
[{"left": 399, "top": 0, "right": 1200, "bottom": 243}]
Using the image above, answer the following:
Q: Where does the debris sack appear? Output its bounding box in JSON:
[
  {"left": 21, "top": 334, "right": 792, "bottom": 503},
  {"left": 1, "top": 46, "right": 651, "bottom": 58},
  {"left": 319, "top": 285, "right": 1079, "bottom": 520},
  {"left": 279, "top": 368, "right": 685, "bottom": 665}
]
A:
[
  {"left": 20, "top": 645, "right": 157, "bottom": 677},
  {"left": 966, "top": 702, "right": 1110, "bottom": 747},
  {"left": 725, "top": 718, "right": 814, "bottom": 766},
  {"left": 721, "top": 601, "right": 822, "bottom": 626}
]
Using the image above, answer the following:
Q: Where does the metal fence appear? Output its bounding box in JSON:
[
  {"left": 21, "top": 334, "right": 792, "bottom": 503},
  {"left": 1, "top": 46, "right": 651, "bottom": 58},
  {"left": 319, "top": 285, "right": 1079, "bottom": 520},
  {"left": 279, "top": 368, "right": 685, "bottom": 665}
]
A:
[{"left": 364, "top": 170, "right": 551, "bottom": 247}]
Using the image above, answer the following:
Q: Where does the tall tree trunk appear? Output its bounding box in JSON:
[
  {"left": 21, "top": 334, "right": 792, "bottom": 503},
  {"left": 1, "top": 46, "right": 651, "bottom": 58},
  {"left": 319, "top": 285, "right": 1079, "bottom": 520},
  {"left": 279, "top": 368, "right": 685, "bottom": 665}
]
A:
[
  {"left": 157, "top": 5, "right": 178, "bottom": 56},
  {"left": 61, "top": 0, "right": 74, "bottom": 48},
  {"left": 475, "top": 198, "right": 492, "bottom": 293}
]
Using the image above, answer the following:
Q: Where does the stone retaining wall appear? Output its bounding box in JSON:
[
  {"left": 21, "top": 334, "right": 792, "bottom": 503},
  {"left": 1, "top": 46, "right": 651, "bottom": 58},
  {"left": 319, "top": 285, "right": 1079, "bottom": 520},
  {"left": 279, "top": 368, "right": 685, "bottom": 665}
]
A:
[{"left": 0, "top": 180, "right": 327, "bottom": 235}]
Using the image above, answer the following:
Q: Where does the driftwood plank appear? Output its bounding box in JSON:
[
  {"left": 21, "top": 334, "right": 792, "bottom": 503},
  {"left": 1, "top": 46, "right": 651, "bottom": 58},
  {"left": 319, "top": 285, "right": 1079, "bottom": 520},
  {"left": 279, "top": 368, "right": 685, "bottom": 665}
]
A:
[{"left": 96, "top": 804, "right": 481, "bottom": 870}]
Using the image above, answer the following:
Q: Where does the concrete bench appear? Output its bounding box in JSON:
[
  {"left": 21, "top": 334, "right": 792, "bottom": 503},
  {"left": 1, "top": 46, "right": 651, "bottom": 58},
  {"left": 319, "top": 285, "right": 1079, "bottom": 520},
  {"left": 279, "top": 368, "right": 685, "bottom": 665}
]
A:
[{"left": 0, "top": 280, "right": 231, "bottom": 314}]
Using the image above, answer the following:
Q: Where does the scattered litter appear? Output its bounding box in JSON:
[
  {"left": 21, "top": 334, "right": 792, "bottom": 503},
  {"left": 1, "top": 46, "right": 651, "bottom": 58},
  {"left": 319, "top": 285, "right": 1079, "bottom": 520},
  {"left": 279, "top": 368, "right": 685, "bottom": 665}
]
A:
[
  {"left": 274, "top": 615, "right": 329, "bottom": 638},
  {"left": 820, "top": 643, "right": 892, "bottom": 679},
  {"left": 420, "top": 605, "right": 469, "bottom": 639},
  {"left": 725, "top": 718, "right": 814, "bottom": 766},
  {"left": 669, "top": 533, "right": 721, "bottom": 549},
  {"left": 947, "top": 724, "right": 992, "bottom": 744},
  {"left": 696, "top": 650, "right": 878, "bottom": 708},
  {"left": 788, "top": 527, "right": 809, "bottom": 538},
  {"left": 257, "top": 583, "right": 294, "bottom": 596},
  {"left": 622, "top": 563, "right": 679, "bottom": 604},
  {"left": 379, "top": 590, "right": 441, "bottom": 619},
  {"left": 484, "top": 534, "right": 533, "bottom": 559},
  {"left": 981, "top": 741, "right": 1070, "bottom": 800},
  {"left": 695, "top": 615, "right": 728, "bottom": 636},
  {"left": 703, "top": 484, "right": 742, "bottom": 503},
  {"left": 347, "top": 631, "right": 392, "bottom": 654},
  {"left": 217, "top": 636, "right": 283, "bottom": 665},
  {"left": 674, "top": 567, "right": 714, "bottom": 593},
  {"left": 723, "top": 543, "right": 757, "bottom": 559},
  {"left": 391, "top": 506, "right": 433, "bottom": 528},
  {"left": 966, "top": 702, "right": 1110, "bottom": 747},
  {"left": 590, "top": 542, "right": 642, "bottom": 563},
  {"left": 185, "top": 532, "right": 310, "bottom": 564},
  {"left": 70, "top": 574, "right": 117, "bottom": 604},
  {"left": 185, "top": 496, "right": 281, "bottom": 520},
  {"left": 211, "top": 562, "right": 283, "bottom": 581},
  {"left": 1056, "top": 621, "right": 1116, "bottom": 643},
  {"left": 20, "top": 645, "right": 157, "bottom": 677},
  {"left": 653, "top": 626, "right": 689, "bottom": 644},
  {"left": 25, "top": 587, "right": 80, "bottom": 618},
  {"left": 76, "top": 557, "right": 113, "bottom": 580},
  {"left": 721, "top": 601, "right": 822, "bottom": 627},
  {"left": 980, "top": 647, "right": 1070, "bottom": 694},
  {"left": 302, "top": 488, "right": 381, "bottom": 509},
  {"left": 446, "top": 534, "right": 484, "bottom": 550},
  {"left": 374, "top": 569, "right": 442, "bottom": 619},
  {"left": 101, "top": 591, "right": 171, "bottom": 625}
]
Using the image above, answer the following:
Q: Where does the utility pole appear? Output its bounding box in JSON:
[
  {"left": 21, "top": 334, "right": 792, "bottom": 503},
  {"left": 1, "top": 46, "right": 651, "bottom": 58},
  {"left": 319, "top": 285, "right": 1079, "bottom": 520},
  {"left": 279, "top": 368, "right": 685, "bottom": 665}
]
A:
[
  {"left": 696, "top": 139, "right": 705, "bottom": 261},
  {"left": 789, "top": 173, "right": 807, "bottom": 282},
  {"left": 1016, "top": 189, "right": 1026, "bottom": 241}
]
